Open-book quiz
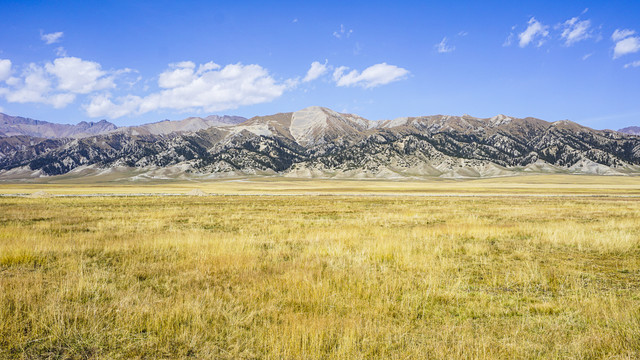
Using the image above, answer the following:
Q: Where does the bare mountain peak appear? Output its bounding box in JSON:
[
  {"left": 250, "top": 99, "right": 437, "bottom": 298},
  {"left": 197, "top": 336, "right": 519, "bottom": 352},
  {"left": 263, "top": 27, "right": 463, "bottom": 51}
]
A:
[
  {"left": 115, "top": 114, "right": 247, "bottom": 136},
  {"left": 291, "top": 107, "right": 333, "bottom": 146},
  {"left": 619, "top": 126, "right": 640, "bottom": 135},
  {"left": 300, "top": 105, "right": 330, "bottom": 112},
  {"left": 378, "top": 117, "right": 410, "bottom": 128},
  {"left": 489, "top": 114, "right": 513, "bottom": 126},
  {"left": 290, "top": 106, "right": 373, "bottom": 146},
  {"left": 551, "top": 119, "right": 583, "bottom": 130}
]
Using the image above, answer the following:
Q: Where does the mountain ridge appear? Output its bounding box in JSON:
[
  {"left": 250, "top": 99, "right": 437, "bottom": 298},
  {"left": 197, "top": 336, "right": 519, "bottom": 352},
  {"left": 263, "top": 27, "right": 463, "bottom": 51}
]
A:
[
  {"left": 0, "top": 113, "right": 118, "bottom": 138},
  {"left": 0, "top": 112, "right": 247, "bottom": 139},
  {"left": 1, "top": 106, "right": 639, "bottom": 180}
]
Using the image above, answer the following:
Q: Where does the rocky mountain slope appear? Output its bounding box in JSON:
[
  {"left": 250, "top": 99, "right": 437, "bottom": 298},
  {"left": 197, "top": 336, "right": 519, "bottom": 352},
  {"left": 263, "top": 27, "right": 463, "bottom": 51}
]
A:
[
  {"left": 1, "top": 106, "right": 639, "bottom": 180},
  {"left": 114, "top": 115, "right": 246, "bottom": 136}
]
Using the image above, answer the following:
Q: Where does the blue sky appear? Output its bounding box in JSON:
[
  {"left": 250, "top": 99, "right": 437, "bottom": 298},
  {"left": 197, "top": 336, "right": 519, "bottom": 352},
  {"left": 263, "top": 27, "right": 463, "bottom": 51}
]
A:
[{"left": 0, "top": 0, "right": 639, "bottom": 129}]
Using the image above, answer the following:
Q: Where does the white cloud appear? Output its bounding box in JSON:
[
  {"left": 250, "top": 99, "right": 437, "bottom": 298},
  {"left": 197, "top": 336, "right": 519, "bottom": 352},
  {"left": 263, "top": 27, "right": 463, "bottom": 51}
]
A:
[
  {"left": 613, "top": 36, "right": 640, "bottom": 59},
  {"left": 84, "top": 93, "right": 141, "bottom": 119},
  {"left": 503, "top": 25, "right": 517, "bottom": 47},
  {"left": 55, "top": 47, "right": 67, "bottom": 57},
  {"left": 624, "top": 60, "right": 640, "bottom": 68},
  {"left": 303, "top": 61, "right": 328, "bottom": 82},
  {"left": 0, "top": 57, "right": 128, "bottom": 109},
  {"left": 333, "top": 63, "right": 409, "bottom": 88},
  {"left": 612, "top": 29, "right": 635, "bottom": 42},
  {"left": 435, "top": 37, "right": 455, "bottom": 53},
  {"left": 560, "top": 17, "right": 592, "bottom": 46},
  {"left": 0, "top": 59, "right": 11, "bottom": 81},
  {"left": 5, "top": 77, "right": 20, "bottom": 86},
  {"left": 611, "top": 29, "right": 640, "bottom": 59},
  {"left": 45, "top": 57, "right": 115, "bottom": 94},
  {"left": 3, "top": 64, "right": 76, "bottom": 108},
  {"left": 5, "top": 65, "right": 51, "bottom": 103},
  {"left": 85, "top": 62, "right": 288, "bottom": 118},
  {"left": 518, "top": 17, "right": 549, "bottom": 47},
  {"left": 333, "top": 24, "right": 352, "bottom": 39},
  {"left": 158, "top": 61, "right": 198, "bottom": 88},
  {"left": 582, "top": 53, "right": 593, "bottom": 60},
  {"left": 332, "top": 66, "right": 349, "bottom": 82},
  {"left": 41, "top": 31, "right": 63, "bottom": 45},
  {"left": 503, "top": 34, "right": 513, "bottom": 46}
]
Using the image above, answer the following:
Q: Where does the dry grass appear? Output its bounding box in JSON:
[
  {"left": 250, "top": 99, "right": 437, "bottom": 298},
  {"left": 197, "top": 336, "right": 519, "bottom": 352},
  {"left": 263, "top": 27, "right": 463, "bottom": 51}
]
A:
[
  {"left": 2, "top": 174, "right": 640, "bottom": 196},
  {"left": 1, "top": 193, "right": 639, "bottom": 358}
]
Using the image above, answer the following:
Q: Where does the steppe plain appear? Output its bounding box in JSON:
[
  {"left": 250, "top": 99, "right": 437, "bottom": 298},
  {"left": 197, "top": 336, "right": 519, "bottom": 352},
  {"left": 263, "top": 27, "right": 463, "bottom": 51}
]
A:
[{"left": 1, "top": 175, "right": 639, "bottom": 359}]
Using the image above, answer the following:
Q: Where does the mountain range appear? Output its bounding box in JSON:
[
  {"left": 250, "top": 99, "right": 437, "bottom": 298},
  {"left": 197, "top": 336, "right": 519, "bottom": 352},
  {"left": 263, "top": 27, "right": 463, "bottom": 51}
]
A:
[
  {"left": 1, "top": 106, "right": 639, "bottom": 180},
  {"left": 0, "top": 113, "right": 246, "bottom": 138}
]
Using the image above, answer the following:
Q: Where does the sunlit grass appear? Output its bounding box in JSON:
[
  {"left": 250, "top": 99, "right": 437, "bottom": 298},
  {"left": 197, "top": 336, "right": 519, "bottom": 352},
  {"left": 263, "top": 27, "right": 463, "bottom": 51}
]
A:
[
  {"left": 1, "top": 194, "right": 639, "bottom": 358},
  {"left": 2, "top": 174, "right": 640, "bottom": 196}
]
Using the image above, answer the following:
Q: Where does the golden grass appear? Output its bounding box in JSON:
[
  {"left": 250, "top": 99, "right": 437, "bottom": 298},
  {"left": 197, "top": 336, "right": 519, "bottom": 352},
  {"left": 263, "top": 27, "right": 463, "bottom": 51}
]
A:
[
  {"left": 1, "top": 193, "right": 639, "bottom": 358},
  {"left": 1, "top": 174, "right": 640, "bottom": 196}
]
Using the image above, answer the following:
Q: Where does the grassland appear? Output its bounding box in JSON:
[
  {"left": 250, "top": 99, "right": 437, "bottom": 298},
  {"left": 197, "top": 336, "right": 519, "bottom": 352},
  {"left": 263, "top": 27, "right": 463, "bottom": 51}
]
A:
[
  {"left": 2, "top": 174, "right": 640, "bottom": 196},
  {"left": 1, "top": 176, "right": 640, "bottom": 358}
]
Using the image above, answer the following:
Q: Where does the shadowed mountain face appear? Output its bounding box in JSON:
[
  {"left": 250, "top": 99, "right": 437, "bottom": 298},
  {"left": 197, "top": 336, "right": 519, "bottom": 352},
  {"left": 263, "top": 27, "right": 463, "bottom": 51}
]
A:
[
  {"left": 619, "top": 126, "right": 640, "bottom": 136},
  {"left": 1, "top": 106, "right": 640, "bottom": 179}
]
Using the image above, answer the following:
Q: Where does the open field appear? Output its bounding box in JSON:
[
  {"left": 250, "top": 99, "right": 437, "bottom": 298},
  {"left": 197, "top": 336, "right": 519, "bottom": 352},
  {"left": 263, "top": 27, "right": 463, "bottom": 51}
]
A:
[
  {"left": 2, "top": 174, "right": 640, "bottom": 196},
  {"left": 1, "top": 181, "right": 640, "bottom": 358}
]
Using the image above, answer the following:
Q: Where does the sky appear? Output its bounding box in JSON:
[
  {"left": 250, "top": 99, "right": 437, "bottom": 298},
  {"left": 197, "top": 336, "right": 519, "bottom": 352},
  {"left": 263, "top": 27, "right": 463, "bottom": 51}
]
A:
[{"left": 0, "top": 0, "right": 639, "bottom": 129}]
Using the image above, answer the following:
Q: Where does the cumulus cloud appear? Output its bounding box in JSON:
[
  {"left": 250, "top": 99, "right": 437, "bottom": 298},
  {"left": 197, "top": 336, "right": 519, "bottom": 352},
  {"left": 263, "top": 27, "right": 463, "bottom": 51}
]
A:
[
  {"left": 3, "top": 64, "right": 76, "bottom": 108},
  {"left": 518, "top": 17, "right": 549, "bottom": 47},
  {"left": 158, "top": 61, "right": 200, "bottom": 88},
  {"left": 41, "top": 31, "right": 63, "bottom": 45},
  {"left": 560, "top": 17, "right": 592, "bottom": 46},
  {"left": 85, "top": 62, "right": 288, "bottom": 118},
  {"left": 612, "top": 29, "right": 640, "bottom": 59},
  {"left": 45, "top": 57, "right": 115, "bottom": 94},
  {"left": 2, "top": 55, "right": 411, "bottom": 118},
  {"left": 333, "top": 63, "right": 409, "bottom": 88},
  {"left": 0, "top": 56, "right": 126, "bottom": 109},
  {"left": 0, "top": 59, "right": 11, "bottom": 81},
  {"left": 303, "top": 61, "right": 328, "bottom": 82},
  {"left": 435, "top": 37, "right": 455, "bottom": 53},
  {"left": 624, "top": 60, "right": 640, "bottom": 68},
  {"left": 333, "top": 24, "right": 352, "bottom": 39},
  {"left": 84, "top": 93, "right": 142, "bottom": 119}
]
